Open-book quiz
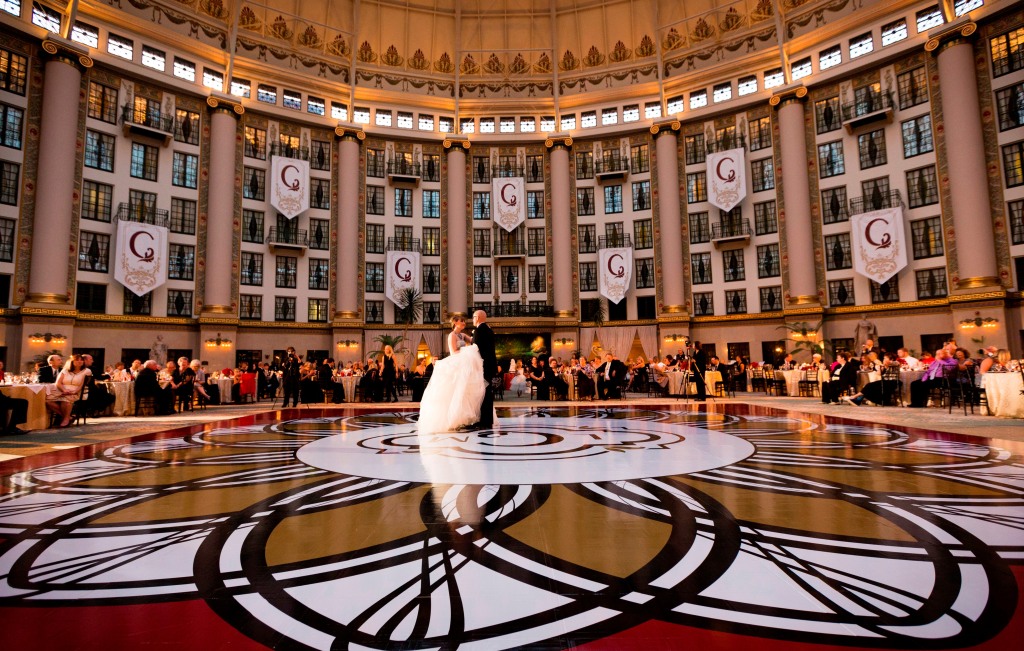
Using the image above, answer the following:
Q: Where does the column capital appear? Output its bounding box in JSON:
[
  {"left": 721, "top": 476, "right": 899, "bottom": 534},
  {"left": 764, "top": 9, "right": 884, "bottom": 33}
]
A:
[
  {"left": 443, "top": 136, "right": 471, "bottom": 151},
  {"left": 545, "top": 135, "right": 573, "bottom": 151},
  {"left": 650, "top": 120, "right": 681, "bottom": 137},
  {"left": 769, "top": 85, "right": 808, "bottom": 109},
  {"left": 334, "top": 125, "right": 365, "bottom": 141},
  {"left": 925, "top": 19, "right": 977, "bottom": 54},
  {"left": 41, "top": 37, "right": 93, "bottom": 70},
  {"left": 206, "top": 95, "right": 245, "bottom": 117}
]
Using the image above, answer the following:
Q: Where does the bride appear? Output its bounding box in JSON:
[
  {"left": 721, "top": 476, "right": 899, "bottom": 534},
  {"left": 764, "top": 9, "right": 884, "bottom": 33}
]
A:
[{"left": 417, "top": 315, "right": 489, "bottom": 433}]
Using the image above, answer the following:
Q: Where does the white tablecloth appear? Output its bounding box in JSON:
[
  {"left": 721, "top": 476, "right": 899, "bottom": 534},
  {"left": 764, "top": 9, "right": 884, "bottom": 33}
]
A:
[
  {"left": 216, "top": 377, "right": 234, "bottom": 403},
  {"left": 775, "top": 370, "right": 802, "bottom": 396},
  {"left": 899, "top": 370, "right": 927, "bottom": 405},
  {"left": 98, "top": 381, "right": 135, "bottom": 416},
  {"left": 982, "top": 373, "right": 1024, "bottom": 418},
  {"left": 338, "top": 376, "right": 358, "bottom": 402},
  {"left": 666, "top": 370, "right": 722, "bottom": 397}
]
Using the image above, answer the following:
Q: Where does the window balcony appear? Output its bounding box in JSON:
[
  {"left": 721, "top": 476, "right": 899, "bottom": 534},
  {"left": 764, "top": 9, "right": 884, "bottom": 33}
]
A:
[
  {"left": 594, "top": 156, "right": 630, "bottom": 183},
  {"left": 711, "top": 219, "right": 752, "bottom": 247},
  {"left": 493, "top": 238, "right": 527, "bottom": 258},
  {"left": 269, "top": 143, "right": 309, "bottom": 160},
  {"left": 120, "top": 105, "right": 174, "bottom": 145},
  {"left": 387, "top": 158, "right": 421, "bottom": 185},
  {"left": 705, "top": 133, "right": 746, "bottom": 154},
  {"left": 472, "top": 302, "right": 555, "bottom": 318},
  {"left": 850, "top": 189, "right": 903, "bottom": 215},
  {"left": 267, "top": 226, "right": 308, "bottom": 251},
  {"left": 115, "top": 202, "right": 170, "bottom": 228},
  {"left": 841, "top": 92, "right": 895, "bottom": 134},
  {"left": 598, "top": 234, "right": 632, "bottom": 249},
  {"left": 386, "top": 237, "right": 421, "bottom": 253}
]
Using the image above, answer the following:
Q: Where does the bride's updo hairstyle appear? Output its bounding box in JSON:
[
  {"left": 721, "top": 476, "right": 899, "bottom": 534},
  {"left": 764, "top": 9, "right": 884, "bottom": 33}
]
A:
[{"left": 450, "top": 315, "right": 465, "bottom": 327}]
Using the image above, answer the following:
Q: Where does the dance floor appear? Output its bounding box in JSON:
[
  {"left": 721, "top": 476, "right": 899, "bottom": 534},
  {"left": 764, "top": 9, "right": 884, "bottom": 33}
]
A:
[{"left": 0, "top": 404, "right": 1021, "bottom": 650}]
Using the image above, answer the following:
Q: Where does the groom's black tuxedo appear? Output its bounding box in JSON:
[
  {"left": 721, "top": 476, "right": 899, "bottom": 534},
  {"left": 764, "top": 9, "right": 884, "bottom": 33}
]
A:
[{"left": 473, "top": 322, "right": 497, "bottom": 427}]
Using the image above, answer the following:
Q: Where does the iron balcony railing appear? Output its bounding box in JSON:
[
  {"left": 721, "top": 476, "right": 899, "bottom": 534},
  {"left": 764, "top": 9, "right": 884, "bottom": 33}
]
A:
[
  {"left": 711, "top": 219, "right": 752, "bottom": 240},
  {"left": 850, "top": 189, "right": 903, "bottom": 215},
  {"left": 705, "top": 133, "right": 746, "bottom": 154},
  {"left": 386, "top": 237, "right": 421, "bottom": 252},
  {"left": 115, "top": 202, "right": 170, "bottom": 228},
  {"left": 386, "top": 159, "right": 421, "bottom": 177},
  {"left": 594, "top": 156, "right": 630, "bottom": 175},
  {"left": 120, "top": 105, "right": 175, "bottom": 133},
  {"left": 598, "top": 234, "right": 632, "bottom": 249},
  {"left": 269, "top": 143, "right": 309, "bottom": 160},
  {"left": 841, "top": 91, "right": 895, "bottom": 122},
  {"left": 473, "top": 303, "right": 555, "bottom": 318},
  {"left": 268, "top": 227, "right": 308, "bottom": 247},
  {"left": 493, "top": 164, "right": 525, "bottom": 178},
  {"left": 493, "top": 239, "right": 527, "bottom": 256}
]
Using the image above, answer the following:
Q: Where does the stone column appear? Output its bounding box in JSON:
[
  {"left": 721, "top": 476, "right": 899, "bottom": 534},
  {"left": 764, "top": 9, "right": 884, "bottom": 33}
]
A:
[
  {"left": 928, "top": 23, "right": 999, "bottom": 289},
  {"left": 651, "top": 121, "right": 685, "bottom": 314},
  {"left": 202, "top": 96, "right": 243, "bottom": 314},
  {"left": 444, "top": 140, "right": 469, "bottom": 316},
  {"left": 26, "top": 40, "right": 92, "bottom": 305},
  {"left": 771, "top": 88, "right": 819, "bottom": 306},
  {"left": 334, "top": 126, "right": 363, "bottom": 321},
  {"left": 547, "top": 136, "right": 574, "bottom": 318}
]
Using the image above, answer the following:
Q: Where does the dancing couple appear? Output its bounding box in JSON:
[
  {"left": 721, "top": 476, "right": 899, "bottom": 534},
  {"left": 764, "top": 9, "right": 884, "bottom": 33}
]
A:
[{"left": 417, "top": 310, "right": 497, "bottom": 433}]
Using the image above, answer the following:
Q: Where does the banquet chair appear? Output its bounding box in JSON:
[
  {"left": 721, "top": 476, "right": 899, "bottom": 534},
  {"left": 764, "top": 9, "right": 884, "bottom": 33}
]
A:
[
  {"left": 880, "top": 365, "right": 903, "bottom": 407},
  {"left": 490, "top": 375, "right": 505, "bottom": 401},
  {"left": 749, "top": 367, "right": 766, "bottom": 393},
  {"left": 798, "top": 369, "right": 821, "bottom": 398},
  {"left": 238, "top": 372, "right": 258, "bottom": 404}
]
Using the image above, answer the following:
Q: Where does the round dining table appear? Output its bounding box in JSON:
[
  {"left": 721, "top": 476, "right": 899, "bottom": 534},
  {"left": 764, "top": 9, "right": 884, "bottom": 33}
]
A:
[{"left": 0, "top": 383, "right": 50, "bottom": 431}]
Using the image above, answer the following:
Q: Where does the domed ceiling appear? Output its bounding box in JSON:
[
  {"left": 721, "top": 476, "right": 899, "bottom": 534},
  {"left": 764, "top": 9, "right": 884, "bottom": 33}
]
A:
[{"left": 107, "top": 0, "right": 879, "bottom": 103}]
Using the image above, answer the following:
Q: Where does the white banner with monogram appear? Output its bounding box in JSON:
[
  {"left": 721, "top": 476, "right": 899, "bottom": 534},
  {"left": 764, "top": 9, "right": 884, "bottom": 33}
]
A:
[
  {"left": 598, "top": 247, "right": 633, "bottom": 304},
  {"left": 114, "top": 220, "right": 168, "bottom": 296},
  {"left": 706, "top": 147, "right": 747, "bottom": 212},
  {"left": 385, "top": 250, "right": 422, "bottom": 305},
  {"left": 850, "top": 207, "right": 908, "bottom": 284},
  {"left": 270, "top": 156, "right": 310, "bottom": 219},
  {"left": 492, "top": 177, "right": 526, "bottom": 232}
]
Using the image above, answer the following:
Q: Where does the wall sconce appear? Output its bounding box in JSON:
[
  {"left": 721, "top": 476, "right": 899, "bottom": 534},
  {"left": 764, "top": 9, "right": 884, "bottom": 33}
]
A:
[
  {"left": 28, "top": 332, "right": 66, "bottom": 344},
  {"left": 553, "top": 338, "right": 574, "bottom": 347},
  {"left": 337, "top": 339, "right": 359, "bottom": 349},
  {"left": 664, "top": 334, "right": 688, "bottom": 343},
  {"left": 959, "top": 311, "right": 999, "bottom": 330},
  {"left": 205, "top": 333, "right": 232, "bottom": 348}
]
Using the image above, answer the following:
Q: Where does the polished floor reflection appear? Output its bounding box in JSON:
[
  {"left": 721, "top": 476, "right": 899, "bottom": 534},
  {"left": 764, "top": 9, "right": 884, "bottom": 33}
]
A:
[{"left": 0, "top": 405, "right": 1021, "bottom": 650}]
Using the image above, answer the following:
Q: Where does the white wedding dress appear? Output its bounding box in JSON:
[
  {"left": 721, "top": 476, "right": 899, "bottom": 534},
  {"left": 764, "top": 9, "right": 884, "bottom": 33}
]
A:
[{"left": 417, "top": 333, "right": 490, "bottom": 434}]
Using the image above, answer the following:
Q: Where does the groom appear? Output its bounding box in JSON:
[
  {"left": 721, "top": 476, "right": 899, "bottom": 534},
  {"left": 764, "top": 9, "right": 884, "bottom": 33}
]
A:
[{"left": 472, "top": 310, "right": 497, "bottom": 429}]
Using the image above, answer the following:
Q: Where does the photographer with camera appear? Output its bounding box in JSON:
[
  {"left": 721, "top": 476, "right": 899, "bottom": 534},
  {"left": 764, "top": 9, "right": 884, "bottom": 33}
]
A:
[{"left": 282, "top": 347, "right": 301, "bottom": 408}]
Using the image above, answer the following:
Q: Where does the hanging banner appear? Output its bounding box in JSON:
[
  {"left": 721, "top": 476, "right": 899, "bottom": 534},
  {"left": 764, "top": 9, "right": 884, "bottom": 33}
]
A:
[
  {"left": 270, "top": 156, "right": 309, "bottom": 219},
  {"left": 706, "top": 147, "right": 746, "bottom": 212},
  {"left": 114, "top": 220, "right": 168, "bottom": 297},
  {"left": 598, "top": 247, "right": 633, "bottom": 304},
  {"left": 850, "top": 207, "right": 908, "bottom": 284},
  {"left": 385, "top": 250, "right": 421, "bottom": 305},
  {"left": 492, "top": 177, "right": 526, "bottom": 232}
]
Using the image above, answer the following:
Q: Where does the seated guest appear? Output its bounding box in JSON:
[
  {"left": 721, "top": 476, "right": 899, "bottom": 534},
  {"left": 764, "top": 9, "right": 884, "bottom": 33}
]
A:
[
  {"left": 190, "top": 360, "right": 211, "bottom": 404},
  {"left": 409, "top": 359, "right": 428, "bottom": 402},
  {"left": 844, "top": 353, "right": 899, "bottom": 406},
  {"left": 81, "top": 354, "right": 115, "bottom": 416},
  {"left": 135, "top": 360, "right": 174, "bottom": 415},
  {"left": 777, "top": 353, "right": 795, "bottom": 370},
  {"left": 731, "top": 355, "right": 748, "bottom": 391},
  {"left": 177, "top": 357, "right": 196, "bottom": 411},
  {"left": 897, "top": 347, "right": 919, "bottom": 369},
  {"left": 529, "top": 358, "right": 550, "bottom": 400},
  {"left": 821, "top": 352, "right": 860, "bottom": 404},
  {"left": 708, "top": 356, "right": 721, "bottom": 373},
  {"left": 547, "top": 356, "right": 568, "bottom": 399},
  {"left": 908, "top": 350, "right": 958, "bottom": 408},
  {"left": 0, "top": 390, "right": 29, "bottom": 435},
  {"left": 38, "top": 354, "right": 63, "bottom": 384},
  {"left": 110, "top": 362, "right": 132, "bottom": 382},
  {"left": 576, "top": 359, "right": 596, "bottom": 400},
  {"left": 45, "top": 354, "right": 89, "bottom": 427},
  {"left": 979, "top": 348, "right": 1011, "bottom": 378},
  {"left": 595, "top": 353, "right": 627, "bottom": 399},
  {"left": 651, "top": 357, "right": 670, "bottom": 390}
]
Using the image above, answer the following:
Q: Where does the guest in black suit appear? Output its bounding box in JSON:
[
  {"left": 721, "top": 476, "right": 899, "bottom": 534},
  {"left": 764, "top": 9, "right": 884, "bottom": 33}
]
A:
[
  {"left": 691, "top": 342, "right": 708, "bottom": 401},
  {"left": 135, "top": 360, "right": 174, "bottom": 415},
  {"left": 37, "top": 355, "right": 63, "bottom": 384},
  {"left": 821, "top": 352, "right": 861, "bottom": 404},
  {"left": 595, "top": 353, "right": 628, "bottom": 399},
  {"left": 281, "top": 348, "right": 301, "bottom": 408},
  {"left": 381, "top": 346, "right": 398, "bottom": 403},
  {"left": 472, "top": 310, "right": 497, "bottom": 428}
]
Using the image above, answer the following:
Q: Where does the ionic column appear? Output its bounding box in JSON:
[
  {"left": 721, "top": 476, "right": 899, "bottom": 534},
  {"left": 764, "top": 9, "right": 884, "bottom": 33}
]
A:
[
  {"left": 927, "top": 23, "right": 999, "bottom": 289},
  {"left": 334, "top": 126, "right": 363, "bottom": 321},
  {"left": 202, "top": 96, "right": 243, "bottom": 314},
  {"left": 444, "top": 139, "right": 469, "bottom": 316},
  {"left": 26, "top": 40, "right": 93, "bottom": 305},
  {"left": 651, "top": 121, "right": 685, "bottom": 314},
  {"left": 547, "top": 136, "right": 574, "bottom": 319},
  {"left": 771, "top": 88, "right": 819, "bottom": 306}
]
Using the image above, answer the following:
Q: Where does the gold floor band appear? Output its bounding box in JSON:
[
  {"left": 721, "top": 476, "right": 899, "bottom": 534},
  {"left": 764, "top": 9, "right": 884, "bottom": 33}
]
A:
[{"left": 956, "top": 276, "right": 1000, "bottom": 289}]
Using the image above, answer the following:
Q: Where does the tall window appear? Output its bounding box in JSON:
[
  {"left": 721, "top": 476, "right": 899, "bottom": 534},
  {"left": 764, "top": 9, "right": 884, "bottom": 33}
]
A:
[
  {"left": 577, "top": 188, "right": 595, "bottom": 216},
  {"left": 167, "top": 290, "right": 192, "bottom": 317},
  {"left": 906, "top": 166, "right": 938, "bottom": 207},
  {"left": 722, "top": 249, "right": 745, "bottom": 282},
  {"left": 244, "top": 126, "right": 266, "bottom": 159},
  {"left": 754, "top": 201, "right": 777, "bottom": 235},
  {"left": 422, "top": 227, "right": 441, "bottom": 256},
  {"left": 824, "top": 233, "right": 852, "bottom": 270},
  {"left": 275, "top": 297, "right": 296, "bottom": 321},
  {"left": 911, "top": 216, "right": 944, "bottom": 258},
  {"left": 365, "top": 300, "right": 384, "bottom": 323},
  {"left": 308, "top": 298, "right": 328, "bottom": 322},
  {"left": 240, "top": 252, "right": 263, "bottom": 285},
  {"left": 473, "top": 266, "right": 491, "bottom": 294},
  {"left": 630, "top": 181, "right": 650, "bottom": 211},
  {"left": 828, "top": 279, "right": 855, "bottom": 306},
  {"left": 603, "top": 186, "right": 623, "bottom": 214},
  {"left": 631, "top": 144, "right": 650, "bottom": 173},
  {"left": 757, "top": 244, "right": 780, "bottom": 278},
  {"left": 473, "top": 229, "right": 491, "bottom": 256},
  {"left": 472, "top": 156, "right": 490, "bottom": 183},
  {"left": 240, "top": 295, "right": 262, "bottom": 320},
  {"left": 635, "top": 258, "right": 655, "bottom": 288},
  {"left": 170, "top": 198, "right": 197, "bottom": 234},
  {"left": 77, "top": 232, "right": 110, "bottom": 272},
  {"left": 821, "top": 187, "right": 849, "bottom": 224},
  {"left": 1010, "top": 199, "right": 1024, "bottom": 245},
  {"left": 0, "top": 103, "right": 21, "bottom": 149},
  {"left": 578, "top": 224, "right": 597, "bottom": 253},
  {"left": 241, "top": 210, "right": 264, "bottom": 243},
  {"left": 366, "top": 186, "right": 384, "bottom": 215},
  {"left": 128, "top": 190, "right": 157, "bottom": 222},
  {"left": 81, "top": 181, "right": 113, "bottom": 222},
  {"left": 0, "top": 160, "right": 18, "bottom": 206},
  {"left": 724, "top": 290, "right": 747, "bottom": 315},
  {"left": 172, "top": 152, "right": 198, "bottom": 188},
  {"left": 366, "top": 149, "right": 384, "bottom": 177},
  {"left": 693, "top": 292, "right": 714, "bottom": 316},
  {"left": 500, "top": 266, "right": 519, "bottom": 293},
  {"left": 996, "top": 82, "right": 1024, "bottom": 131},
  {"left": 575, "top": 152, "right": 593, "bottom": 179},
  {"left": 634, "top": 219, "right": 653, "bottom": 249},
  {"left": 579, "top": 262, "right": 597, "bottom": 291},
  {"left": 423, "top": 190, "right": 440, "bottom": 218},
  {"left": 1002, "top": 141, "right": 1024, "bottom": 187},
  {"left": 174, "top": 109, "right": 200, "bottom": 145},
  {"left": 902, "top": 115, "right": 933, "bottom": 158},
  {"left": 309, "top": 218, "right": 329, "bottom": 250},
  {"left": 898, "top": 67, "right": 928, "bottom": 109},
  {"left": 423, "top": 265, "right": 441, "bottom": 294},
  {"left": 871, "top": 279, "right": 900, "bottom": 303},
  {"left": 527, "top": 191, "right": 544, "bottom": 219},
  {"left": 168, "top": 244, "right": 195, "bottom": 280},
  {"left": 124, "top": 292, "right": 152, "bottom": 316},
  {"left": 916, "top": 268, "right": 948, "bottom": 299},
  {"left": 990, "top": 27, "right": 1024, "bottom": 77},
  {"left": 689, "top": 212, "right": 710, "bottom": 243},
  {"left": 815, "top": 97, "right": 841, "bottom": 134},
  {"left": 751, "top": 158, "right": 774, "bottom": 192},
  {"left": 308, "top": 259, "right": 329, "bottom": 290},
  {"left": 243, "top": 167, "right": 265, "bottom": 200},
  {"left": 691, "top": 253, "right": 712, "bottom": 284},
  {"left": 858, "top": 130, "right": 887, "bottom": 169},
  {"left": 527, "top": 264, "right": 546, "bottom": 293},
  {"left": 759, "top": 286, "right": 783, "bottom": 312},
  {"left": 684, "top": 134, "right": 705, "bottom": 165},
  {"left": 818, "top": 141, "right": 845, "bottom": 178},
  {"left": 423, "top": 154, "right": 441, "bottom": 181},
  {"left": 311, "top": 179, "right": 330, "bottom": 210},
  {"left": 527, "top": 227, "right": 545, "bottom": 256},
  {"left": 749, "top": 116, "right": 771, "bottom": 150},
  {"left": 87, "top": 82, "right": 118, "bottom": 124},
  {"left": 0, "top": 48, "right": 28, "bottom": 95},
  {"left": 366, "top": 223, "right": 384, "bottom": 253},
  {"left": 85, "top": 130, "right": 115, "bottom": 171},
  {"left": 472, "top": 192, "right": 490, "bottom": 219},
  {"left": 687, "top": 172, "right": 707, "bottom": 203},
  {"left": 365, "top": 262, "right": 384, "bottom": 293}
]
